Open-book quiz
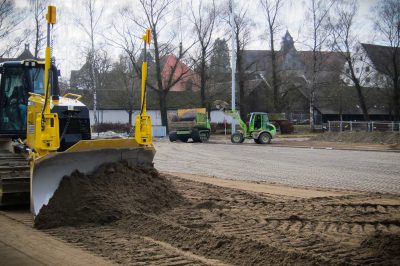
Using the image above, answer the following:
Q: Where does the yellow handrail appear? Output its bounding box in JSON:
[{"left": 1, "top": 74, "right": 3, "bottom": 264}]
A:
[{"left": 63, "top": 93, "right": 82, "bottom": 101}]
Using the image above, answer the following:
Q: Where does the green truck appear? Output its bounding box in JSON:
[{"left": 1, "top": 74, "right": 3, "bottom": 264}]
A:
[{"left": 169, "top": 108, "right": 211, "bottom": 143}]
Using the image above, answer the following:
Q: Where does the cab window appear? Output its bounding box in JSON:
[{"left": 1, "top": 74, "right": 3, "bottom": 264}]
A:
[
  {"left": 29, "top": 67, "right": 45, "bottom": 94},
  {"left": 0, "top": 67, "right": 28, "bottom": 132}
]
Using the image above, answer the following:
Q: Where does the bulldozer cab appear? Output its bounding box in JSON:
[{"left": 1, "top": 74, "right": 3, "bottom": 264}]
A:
[
  {"left": 249, "top": 112, "right": 270, "bottom": 132},
  {"left": 0, "top": 62, "right": 45, "bottom": 138}
]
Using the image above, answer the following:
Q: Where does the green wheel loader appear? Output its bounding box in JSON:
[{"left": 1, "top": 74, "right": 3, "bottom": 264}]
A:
[{"left": 225, "top": 111, "right": 276, "bottom": 144}]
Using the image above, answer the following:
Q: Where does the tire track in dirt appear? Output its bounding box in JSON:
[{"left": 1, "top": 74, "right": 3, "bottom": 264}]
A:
[
  {"left": 48, "top": 226, "right": 215, "bottom": 266},
  {"left": 158, "top": 176, "right": 400, "bottom": 265},
  {"left": 41, "top": 172, "right": 400, "bottom": 265}
]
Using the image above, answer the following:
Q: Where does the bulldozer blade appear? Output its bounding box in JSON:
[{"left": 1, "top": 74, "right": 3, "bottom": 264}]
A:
[{"left": 30, "top": 139, "right": 155, "bottom": 216}]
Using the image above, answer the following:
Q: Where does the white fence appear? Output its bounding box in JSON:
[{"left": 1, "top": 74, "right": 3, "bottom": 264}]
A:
[{"left": 327, "top": 121, "right": 400, "bottom": 132}]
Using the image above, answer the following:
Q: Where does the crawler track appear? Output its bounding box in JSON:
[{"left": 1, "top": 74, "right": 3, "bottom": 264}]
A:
[{"left": 0, "top": 149, "right": 29, "bottom": 206}]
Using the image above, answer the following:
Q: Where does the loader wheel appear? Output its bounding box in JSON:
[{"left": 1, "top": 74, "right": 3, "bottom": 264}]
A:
[
  {"left": 254, "top": 138, "right": 260, "bottom": 144},
  {"left": 169, "top": 132, "right": 178, "bottom": 142},
  {"left": 258, "top": 132, "right": 272, "bottom": 144},
  {"left": 231, "top": 132, "right": 244, "bottom": 144}
]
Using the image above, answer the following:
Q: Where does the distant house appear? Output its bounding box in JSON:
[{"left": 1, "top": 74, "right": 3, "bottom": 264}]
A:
[
  {"left": 211, "top": 31, "right": 347, "bottom": 122},
  {"left": 229, "top": 32, "right": 393, "bottom": 122},
  {"left": 159, "top": 54, "right": 199, "bottom": 92},
  {"left": 343, "top": 43, "right": 400, "bottom": 89},
  {"left": 337, "top": 43, "right": 398, "bottom": 120},
  {"left": 0, "top": 44, "right": 36, "bottom": 63},
  {"left": 70, "top": 51, "right": 199, "bottom": 92}
]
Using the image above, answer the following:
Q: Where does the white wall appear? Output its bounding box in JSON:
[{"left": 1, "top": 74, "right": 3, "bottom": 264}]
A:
[
  {"left": 89, "top": 110, "right": 175, "bottom": 126},
  {"left": 89, "top": 109, "right": 235, "bottom": 125},
  {"left": 210, "top": 110, "right": 235, "bottom": 124},
  {"left": 341, "top": 45, "right": 388, "bottom": 89}
]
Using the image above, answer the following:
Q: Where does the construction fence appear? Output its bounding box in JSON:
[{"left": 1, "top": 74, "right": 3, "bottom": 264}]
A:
[{"left": 327, "top": 121, "right": 400, "bottom": 133}]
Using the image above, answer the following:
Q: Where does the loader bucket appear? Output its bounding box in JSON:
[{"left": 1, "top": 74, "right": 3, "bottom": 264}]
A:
[{"left": 30, "top": 139, "right": 155, "bottom": 216}]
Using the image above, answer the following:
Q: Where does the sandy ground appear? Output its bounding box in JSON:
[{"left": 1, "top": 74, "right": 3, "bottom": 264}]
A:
[
  {"left": 0, "top": 211, "right": 114, "bottom": 266},
  {"left": 2, "top": 172, "right": 399, "bottom": 265},
  {"left": 41, "top": 174, "right": 400, "bottom": 265},
  {"left": 1, "top": 141, "right": 399, "bottom": 265}
]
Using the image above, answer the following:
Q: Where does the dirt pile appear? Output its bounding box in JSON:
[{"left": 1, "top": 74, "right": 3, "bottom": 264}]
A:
[
  {"left": 34, "top": 161, "right": 183, "bottom": 229},
  {"left": 44, "top": 175, "right": 400, "bottom": 265}
]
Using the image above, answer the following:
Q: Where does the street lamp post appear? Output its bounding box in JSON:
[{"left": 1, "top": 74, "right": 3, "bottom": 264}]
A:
[{"left": 230, "top": 0, "right": 236, "bottom": 134}]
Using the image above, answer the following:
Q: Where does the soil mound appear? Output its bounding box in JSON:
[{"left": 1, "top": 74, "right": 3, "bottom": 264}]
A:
[{"left": 35, "top": 161, "right": 183, "bottom": 229}]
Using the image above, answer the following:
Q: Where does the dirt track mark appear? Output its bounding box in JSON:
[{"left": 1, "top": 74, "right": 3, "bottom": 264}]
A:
[
  {"left": 43, "top": 173, "right": 400, "bottom": 265},
  {"left": 48, "top": 226, "right": 211, "bottom": 266},
  {"left": 159, "top": 176, "right": 400, "bottom": 265}
]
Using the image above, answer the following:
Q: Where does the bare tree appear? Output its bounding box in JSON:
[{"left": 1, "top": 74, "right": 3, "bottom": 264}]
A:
[
  {"left": 305, "top": 0, "right": 335, "bottom": 130},
  {"left": 106, "top": 11, "right": 142, "bottom": 125},
  {"left": 328, "top": 0, "right": 369, "bottom": 121},
  {"left": 231, "top": 4, "right": 253, "bottom": 120},
  {"left": 113, "top": 55, "right": 138, "bottom": 125},
  {"left": 189, "top": 0, "right": 217, "bottom": 111},
  {"left": 0, "top": 0, "right": 27, "bottom": 57},
  {"left": 75, "top": 0, "right": 104, "bottom": 129},
  {"left": 29, "top": 0, "right": 48, "bottom": 59},
  {"left": 132, "top": 0, "right": 195, "bottom": 133},
  {"left": 260, "top": 0, "right": 284, "bottom": 112},
  {"left": 374, "top": 0, "right": 400, "bottom": 121}
]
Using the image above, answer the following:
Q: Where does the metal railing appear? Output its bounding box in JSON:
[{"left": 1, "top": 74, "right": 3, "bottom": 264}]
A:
[{"left": 327, "top": 121, "right": 400, "bottom": 132}]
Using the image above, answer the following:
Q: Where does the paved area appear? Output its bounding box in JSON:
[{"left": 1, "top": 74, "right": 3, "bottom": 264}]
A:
[{"left": 154, "top": 141, "right": 400, "bottom": 194}]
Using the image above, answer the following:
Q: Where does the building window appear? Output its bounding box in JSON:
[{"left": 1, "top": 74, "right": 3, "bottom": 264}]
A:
[
  {"left": 365, "top": 66, "right": 370, "bottom": 72},
  {"left": 365, "top": 77, "right": 371, "bottom": 83},
  {"left": 356, "top": 67, "right": 360, "bottom": 73}
]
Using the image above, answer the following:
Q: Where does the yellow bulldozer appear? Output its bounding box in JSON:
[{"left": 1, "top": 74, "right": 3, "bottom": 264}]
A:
[{"left": 0, "top": 6, "right": 155, "bottom": 216}]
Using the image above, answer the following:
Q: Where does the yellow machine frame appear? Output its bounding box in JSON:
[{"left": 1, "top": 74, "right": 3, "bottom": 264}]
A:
[
  {"left": 135, "top": 29, "right": 153, "bottom": 145},
  {"left": 27, "top": 6, "right": 155, "bottom": 216},
  {"left": 26, "top": 6, "right": 59, "bottom": 158}
]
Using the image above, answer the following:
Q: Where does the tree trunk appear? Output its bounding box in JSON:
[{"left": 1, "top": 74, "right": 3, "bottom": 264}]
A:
[
  {"left": 392, "top": 48, "right": 400, "bottom": 121},
  {"left": 348, "top": 59, "right": 369, "bottom": 121},
  {"left": 270, "top": 29, "right": 279, "bottom": 112},
  {"left": 158, "top": 90, "right": 169, "bottom": 133},
  {"left": 128, "top": 78, "right": 134, "bottom": 126},
  {"left": 35, "top": 16, "right": 40, "bottom": 59},
  {"left": 128, "top": 109, "right": 133, "bottom": 126},
  {"left": 393, "top": 77, "right": 399, "bottom": 121},
  {"left": 310, "top": 44, "right": 318, "bottom": 131},
  {"left": 200, "top": 48, "right": 207, "bottom": 108},
  {"left": 236, "top": 44, "right": 246, "bottom": 121}
]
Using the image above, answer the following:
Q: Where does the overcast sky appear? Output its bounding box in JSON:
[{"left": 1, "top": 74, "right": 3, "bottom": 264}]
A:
[{"left": 14, "top": 0, "right": 379, "bottom": 80}]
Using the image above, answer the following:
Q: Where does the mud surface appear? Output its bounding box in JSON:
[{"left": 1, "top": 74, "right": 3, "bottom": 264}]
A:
[
  {"left": 35, "top": 161, "right": 182, "bottom": 229},
  {"left": 38, "top": 163, "right": 400, "bottom": 265}
]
